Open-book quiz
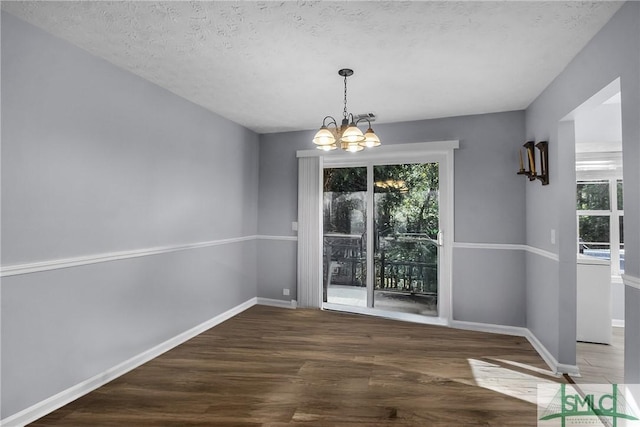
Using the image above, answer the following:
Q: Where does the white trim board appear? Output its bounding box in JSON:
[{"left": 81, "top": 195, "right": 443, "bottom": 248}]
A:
[
  {"left": 453, "top": 242, "right": 559, "bottom": 262},
  {"left": 1, "top": 235, "right": 266, "bottom": 277},
  {"left": 622, "top": 274, "right": 640, "bottom": 290},
  {"left": 256, "top": 297, "right": 297, "bottom": 309},
  {"left": 256, "top": 235, "right": 298, "bottom": 242},
  {"left": 1, "top": 233, "right": 563, "bottom": 279},
  {"left": 1, "top": 298, "right": 259, "bottom": 427},
  {"left": 524, "top": 329, "right": 580, "bottom": 377},
  {"left": 1, "top": 235, "right": 297, "bottom": 277},
  {"left": 324, "top": 303, "right": 449, "bottom": 327},
  {"left": 449, "top": 319, "right": 528, "bottom": 337},
  {"left": 297, "top": 140, "right": 460, "bottom": 159},
  {"left": 450, "top": 319, "right": 578, "bottom": 376}
]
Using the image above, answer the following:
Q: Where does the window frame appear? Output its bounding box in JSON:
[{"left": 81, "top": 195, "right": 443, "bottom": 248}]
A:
[{"left": 576, "top": 177, "right": 624, "bottom": 278}]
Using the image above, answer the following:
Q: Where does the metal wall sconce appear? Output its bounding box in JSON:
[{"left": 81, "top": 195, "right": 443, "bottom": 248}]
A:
[{"left": 518, "top": 141, "right": 549, "bottom": 185}]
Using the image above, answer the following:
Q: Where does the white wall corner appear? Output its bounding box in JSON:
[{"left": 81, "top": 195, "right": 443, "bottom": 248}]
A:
[
  {"left": 524, "top": 329, "right": 580, "bottom": 376},
  {"left": 0, "top": 297, "right": 258, "bottom": 427}
]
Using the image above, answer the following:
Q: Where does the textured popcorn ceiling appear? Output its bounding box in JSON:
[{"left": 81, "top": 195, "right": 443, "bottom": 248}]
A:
[{"left": 2, "top": 1, "right": 624, "bottom": 133}]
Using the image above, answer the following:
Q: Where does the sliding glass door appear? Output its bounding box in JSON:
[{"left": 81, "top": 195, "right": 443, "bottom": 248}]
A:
[
  {"left": 323, "top": 167, "right": 368, "bottom": 307},
  {"left": 322, "top": 161, "right": 442, "bottom": 319},
  {"left": 373, "top": 163, "right": 439, "bottom": 316}
]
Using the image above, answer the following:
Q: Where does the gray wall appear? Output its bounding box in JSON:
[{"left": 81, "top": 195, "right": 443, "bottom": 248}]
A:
[
  {"left": 258, "top": 111, "right": 527, "bottom": 326},
  {"left": 524, "top": 2, "right": 640, "bottom": 374},
  {"left": 612, "top": 282, "right": 625, "bottom": 323},
  {"left": 5, "top": 1, "right": 638, "bottom": 420},
  {"left": 1, "top": 12, "right": 259, "bottom": 418}
]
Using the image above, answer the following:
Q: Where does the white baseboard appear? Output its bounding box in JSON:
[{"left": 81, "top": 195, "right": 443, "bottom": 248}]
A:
[
  {"left": 449, "top": 319, "right": 579, "bottom": 376},
  {"left": 324, "top": 303, "right": 449, "bottom": 327},
  {"left": 613, "top": 319, "right": 625, "bottom": 328},
  {"left": 256, "top": 297, "right": 297, "bottom": 309},
  {"left": 0, "top": 297, "right": 258, "bottom": 427},
  {"left": 449, "top": 319, "right": 528, "bottom": 337},
  {"left": 524, "top": 329, "right": 580, "bottom": 376}
]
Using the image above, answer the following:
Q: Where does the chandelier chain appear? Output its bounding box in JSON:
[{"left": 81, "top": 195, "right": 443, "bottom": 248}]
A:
[{"left": 343, "top": 74, "right": 348, "bottom": 120}]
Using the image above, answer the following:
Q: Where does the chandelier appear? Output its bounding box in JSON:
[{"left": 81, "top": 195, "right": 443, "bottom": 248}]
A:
[{"left": 312, "top": 68, "right": 381, "bottom": 152}]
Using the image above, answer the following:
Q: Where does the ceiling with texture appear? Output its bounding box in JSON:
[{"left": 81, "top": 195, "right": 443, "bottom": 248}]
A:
[{"left": 2, "top": 1, "right": 624, "bottom": 134}]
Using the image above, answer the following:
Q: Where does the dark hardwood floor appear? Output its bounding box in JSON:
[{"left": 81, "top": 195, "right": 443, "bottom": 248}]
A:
[{"left": 30, "top": 305, "right": 567, "bottom": 426}]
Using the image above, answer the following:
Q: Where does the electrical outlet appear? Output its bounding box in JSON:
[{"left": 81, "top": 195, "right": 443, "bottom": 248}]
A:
[
  {"left": 292, "top": 221, "right": 298, "bottom": 231},
  {"left": 551, "top": 229, "right": 556, "bottom": 245},
  {"left": 283, "top": 288, "right": 290, "bottom": 296}
]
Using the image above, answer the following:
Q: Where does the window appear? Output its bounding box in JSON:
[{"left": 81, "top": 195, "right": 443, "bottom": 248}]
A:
[{"left": 577, "top": 178, "right": 624, "bottom": 276}]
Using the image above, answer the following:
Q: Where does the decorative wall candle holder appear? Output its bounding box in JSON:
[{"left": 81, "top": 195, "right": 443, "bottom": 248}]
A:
[
  {"left": 517, "top": 140, "right": 549, "bottom": 185},
  {"left": 535, "top": 141, "right": 549, "bottom": 185}
]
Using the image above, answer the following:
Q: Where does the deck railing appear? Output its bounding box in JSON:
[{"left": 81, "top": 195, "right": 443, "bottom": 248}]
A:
[
  {"left": 375, "top": 252, "right": 437, "bottom": 295},
  {"left": 323, "top": 233, "right": 437, "bottom": 295}
]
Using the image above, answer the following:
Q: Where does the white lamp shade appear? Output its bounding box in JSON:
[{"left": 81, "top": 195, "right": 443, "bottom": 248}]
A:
[
  {"left": 313, "top": 127, "right": 336, "bottom": 146},
  {"left": 340, "top": 124, "right": 365, "bottom": 143},
  {"left": 317, "top": 143, "right": 337, "bottom": 151},
  {"left": 361, "top": 127, "right": 381, "bottom": 147},
  {"left": 341, "top": 141, "right": 364, "bottom": 152}
]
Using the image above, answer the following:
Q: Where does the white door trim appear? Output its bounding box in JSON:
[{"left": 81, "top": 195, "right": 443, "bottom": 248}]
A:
[{"left": 313, "top": 140, "right": 458, "bottom": 325}]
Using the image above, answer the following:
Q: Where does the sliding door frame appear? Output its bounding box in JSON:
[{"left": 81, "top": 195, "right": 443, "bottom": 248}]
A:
[{"left": 297, "top": 141, "right": 458, "bottom": 326}]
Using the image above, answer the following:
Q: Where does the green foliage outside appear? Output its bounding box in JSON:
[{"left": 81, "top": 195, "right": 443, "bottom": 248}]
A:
[
  {"left": 576, "top": 181, "right": 609, "bottom": 211},
  {"left": 323, "top": 164, "right": 439, "bottom": 293},
  {"left": 323, "top": 164, "right": 439, "bottom": 238},
  {"left": 576, "top": 180, "right": 624, "bottom": 250},
  {"left": 373, "top": 163, "right": 439, "bottom": 239},
  {"left": 617, "top": 179, "right": 624, "bottom": 210}
]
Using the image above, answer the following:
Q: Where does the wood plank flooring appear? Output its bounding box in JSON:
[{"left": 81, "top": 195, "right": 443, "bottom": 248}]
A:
[
  {"left": 30, "top": 306, "right": 567, "bottom": 426},
  {"left": 574, "top": 327, "right": 624, "bottom": 384}
]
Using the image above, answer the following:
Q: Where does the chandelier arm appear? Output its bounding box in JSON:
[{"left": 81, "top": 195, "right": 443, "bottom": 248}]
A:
[
  {"left": 355, "top": 118, "right": 372, "bottom": 127},
  {"left": 347, "top": 113, "right": 358, "bottom": 125},
  {"left": 322, "top": 116, "right": 338, "bottom": 128}
]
